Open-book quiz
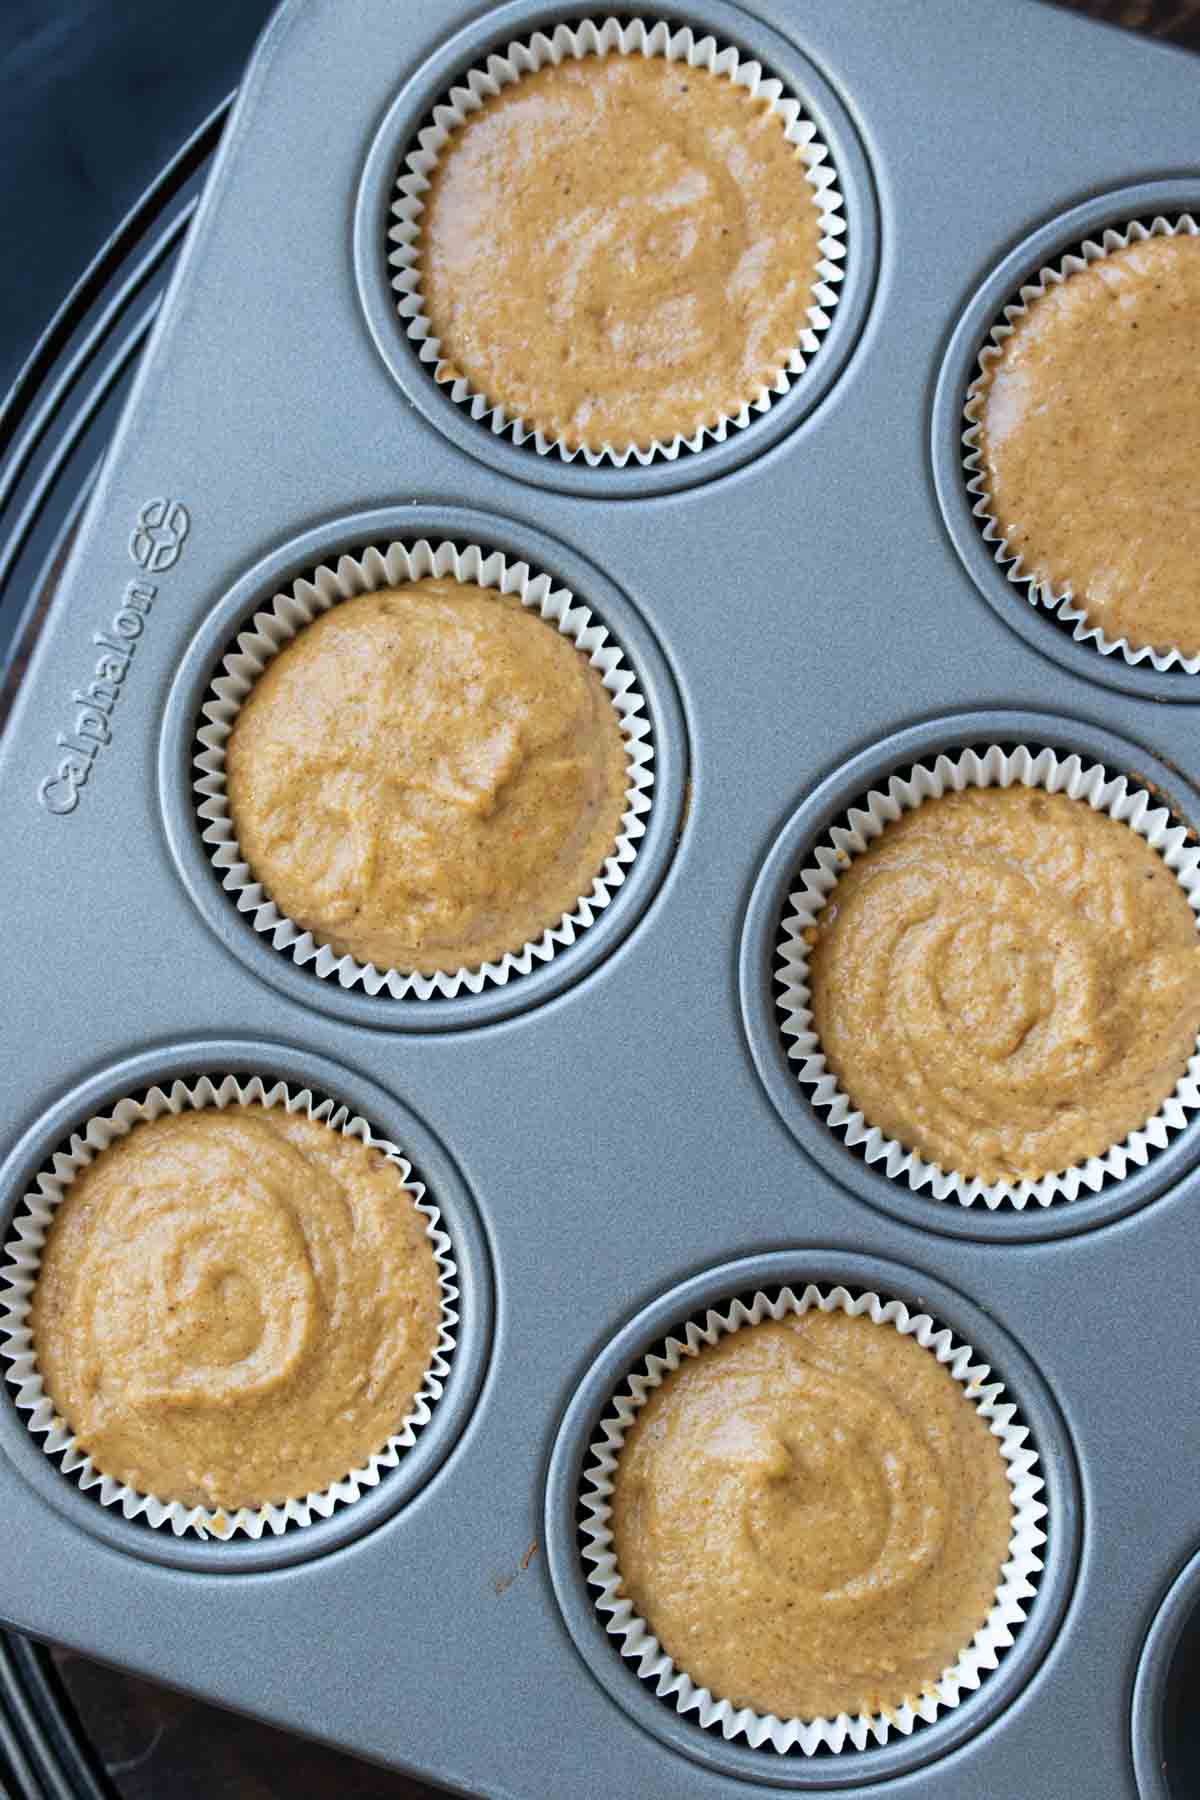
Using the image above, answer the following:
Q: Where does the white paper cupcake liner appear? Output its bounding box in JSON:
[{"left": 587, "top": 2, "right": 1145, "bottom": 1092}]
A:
[
  {"left": 963, "top": 213, "right": 1200, "bottom": 673},
  {"left": 194, "top": 539, "right": 654, "bottom": 1000},
  {"left": 0, "top": 1074, "right": 459, "bottom": 1540},
  {"left": 389, "top": 16, "right": 846, "bottom": 466},
  {"left": 581, "top": 1283, "right": 1046, "bottom": 1756},
  {"left": 777, "top": 743, "right": 1200, "bottom": 1209}
]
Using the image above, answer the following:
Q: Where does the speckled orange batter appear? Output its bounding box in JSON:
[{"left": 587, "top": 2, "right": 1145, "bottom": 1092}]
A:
[
  {"left": 30, "top": 1108, "right": 442, "bottom": 1511},
  {"left": 810, "top": 786, "right": 1200, "bottom": 1183},
  {"left": 971, "top": 233, "right": 1200, "bottom": 657},
  {"left": 419, "top": 54, "right": 823, "bottom": 452},
  {"left": 610, "top": 1310, "right": 1011, "bottom": 1721},
  {"left": 226, "top": 580, "right": 629, "bottom": 974}
]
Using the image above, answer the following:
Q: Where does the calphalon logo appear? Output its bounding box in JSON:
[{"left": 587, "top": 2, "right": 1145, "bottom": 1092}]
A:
[
  {"left": 129, "top": 497, "right": 189, "bottom": 573},
  {"left": 38, "top": 498, "right": 191, "bottom": 816}
]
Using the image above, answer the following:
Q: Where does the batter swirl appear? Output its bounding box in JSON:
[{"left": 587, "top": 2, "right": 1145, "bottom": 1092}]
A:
[
  {"left": 610, "top": 1310, "right": 1011, "bottom": 1720},
  {"left": 30, "top": 1107, "right": 442, "bottom": 1511},
  {"left": 226, "top": 580, "right": 628, "bottom": 976},
  {"left": 970, "top": 232, "right": 1200, "bottom": 658},
  {"left": 809, "top": 786, "right": 1200, "bottom": 1182},
  {"left": 419, "top": 54, "right": 822, "bottom": 452}
]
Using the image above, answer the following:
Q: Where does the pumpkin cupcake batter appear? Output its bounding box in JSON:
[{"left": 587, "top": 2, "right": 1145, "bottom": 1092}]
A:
[
  {"left": 30, "top": 1106, "right": 443, "bottom": 1512},
  {"left": 971, "top": 231, "right": 1200, "bottom": 658},
  {"left": 225, "top": 579, "right": 629, "bottom": 975},
  {"left": 610, "top": 1309, "right": 1012, "bottom": 1720},
  {"left": 809, "top": 785, "right": 1200, "bottom": 1183},
  {"left": 418, "top": 53, "right": 824, "bottom": 452}
]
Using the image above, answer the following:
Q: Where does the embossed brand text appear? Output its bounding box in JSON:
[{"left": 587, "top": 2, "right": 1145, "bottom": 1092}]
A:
[
  {"left": 37, "top": 583, "right": 157, "bottom": 814},
  {"left": 38, "top": 498, "right": 190, "bottom": 814}
]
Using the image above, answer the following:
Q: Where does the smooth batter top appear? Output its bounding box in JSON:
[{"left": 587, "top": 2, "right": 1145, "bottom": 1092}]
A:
[
  {"left": 226, "top": 580, "right": 629, "bottom": 974},
  {"left": 30, "top": 1107, "right": 442, "bottom": 1511},
  {"left": 610, "top": 1311, "right": 1011, "bottom": 1720},
  {"left": 809, "top": 786, "right": 1200, "bottom": 1183},
  {"left": 419, "top": 55, "right": 823, "bottom": 452},
  {"left": 971, "top": 233, "right": 1200, "bottom": 657}
]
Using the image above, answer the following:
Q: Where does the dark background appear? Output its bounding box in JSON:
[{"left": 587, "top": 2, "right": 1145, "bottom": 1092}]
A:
[
  {"left": 0, "top": 0, "right": 276, "bottom": 395},
  {"left": 2, "top": 1, "right": 1200, "bottom": 399},
  {"left": 1, "top": 2, "right": 1198, "bottom": 1797}
]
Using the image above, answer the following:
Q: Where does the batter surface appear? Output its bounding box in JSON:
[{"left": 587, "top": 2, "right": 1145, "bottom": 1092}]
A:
[
  {"left": 971, "top": 232, "right": 1200, "bottom": 657},
  {"left": 226, "top": 580, "right": 629, "bottom": 974},
  {"left": 809, "top": 786, "right": 1200, "bottom": 1183},
  {"left": 419, "top": 54, "right": 823, "bottom": 452},
  {"left": 31, "top": 1107, "right": 442, "bottom": 1511},
  {"left": 610, "top": 1310, "right": 1012, "bottom": 1720}
]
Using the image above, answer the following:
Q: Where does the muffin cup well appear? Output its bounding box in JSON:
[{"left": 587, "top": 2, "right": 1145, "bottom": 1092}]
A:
[
  {"left": 194, "top": 539, "right": 654, "bottom": 1000},
  {"left": 581, "top": 1283, "right": 1046, "bottom": 1756},
  {"left": 0, "top": 1075, "right": 458, "bottom": 1540},
  {"left": 962, "top": 213, "right": 1200, "bottom": 674},
  {"left": 388, "top": 15, "right": 846, "bottom": 467},
  {"left": 776, "top": 743, "right": 1200, "bottom": 1209}
]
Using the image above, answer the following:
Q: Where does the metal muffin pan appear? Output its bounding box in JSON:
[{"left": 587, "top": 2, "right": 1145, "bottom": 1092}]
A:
[{"left": 0, "top": 0, "right": 1198, "bottom": 1794}]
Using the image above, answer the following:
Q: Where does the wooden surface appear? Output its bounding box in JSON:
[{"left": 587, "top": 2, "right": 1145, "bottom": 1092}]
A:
[
  {"left": 1068, "top": 0, "right": 1200, "bottom": 39},
  {"left": 49, "top": 1647, "right": 443, "bottom": 1799},
  {"left": 12, "top": 2, "right": 1199, "bottom": 1796}
]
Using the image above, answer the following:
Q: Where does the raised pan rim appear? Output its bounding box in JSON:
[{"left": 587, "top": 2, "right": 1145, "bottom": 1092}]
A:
[{"left": 1131, "top": 1543, "right": 1200, "bottom": 1800}]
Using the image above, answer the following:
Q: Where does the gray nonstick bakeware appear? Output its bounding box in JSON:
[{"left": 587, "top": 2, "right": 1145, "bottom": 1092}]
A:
[{"left": 0, "top": 0, "right": 1198, "bottom": 1794}]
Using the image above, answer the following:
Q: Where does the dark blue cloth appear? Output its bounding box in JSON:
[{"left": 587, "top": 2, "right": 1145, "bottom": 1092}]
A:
[{"left": 0, "top": 0, "right": 276, "bottom": 394}]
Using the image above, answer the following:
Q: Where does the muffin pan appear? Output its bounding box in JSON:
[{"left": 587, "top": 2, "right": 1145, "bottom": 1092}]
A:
[{"left": 0, "top": 0, "right": 1197, "bottom": 1794}]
